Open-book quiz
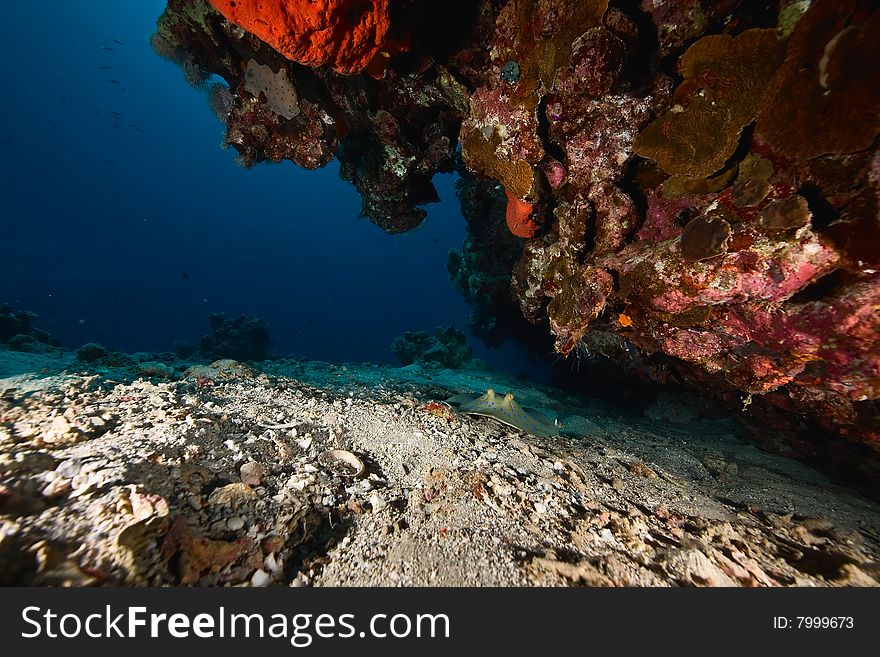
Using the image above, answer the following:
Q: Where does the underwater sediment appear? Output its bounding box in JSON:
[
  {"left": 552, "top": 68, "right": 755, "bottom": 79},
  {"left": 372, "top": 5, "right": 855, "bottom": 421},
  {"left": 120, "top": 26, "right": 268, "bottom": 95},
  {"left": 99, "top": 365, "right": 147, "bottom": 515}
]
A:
[
  {"left": 2, "top": 349, "right": 879, "bottom": 585},
  {"left": 151, "top": 0, "right": 878, "bottom": 482}
]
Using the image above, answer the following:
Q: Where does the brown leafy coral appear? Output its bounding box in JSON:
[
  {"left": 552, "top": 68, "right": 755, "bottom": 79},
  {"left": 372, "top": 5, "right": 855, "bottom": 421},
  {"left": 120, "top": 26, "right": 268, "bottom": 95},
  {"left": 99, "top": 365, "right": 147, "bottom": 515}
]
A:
[
  {"left": 680, "top": 213, "right": 732, "bottom": 262},
  {"left": 633, "top": 29, "right": 786, "bottom": 178},
  {"left": 756, "top": 0, "right": 880, "bottom": 159},
  {"left": 759, "top": 196, "right": 812, "bottom": 233},
  {"left": 461, "top": 127, "right": 536, "bottom": 201}
]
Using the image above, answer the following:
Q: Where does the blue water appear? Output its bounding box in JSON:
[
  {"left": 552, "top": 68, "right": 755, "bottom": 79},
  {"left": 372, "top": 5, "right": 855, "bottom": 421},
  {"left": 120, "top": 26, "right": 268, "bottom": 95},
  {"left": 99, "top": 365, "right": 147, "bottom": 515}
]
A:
[{"left": 1, "top": 0, "right": 539, "bottom": 372}]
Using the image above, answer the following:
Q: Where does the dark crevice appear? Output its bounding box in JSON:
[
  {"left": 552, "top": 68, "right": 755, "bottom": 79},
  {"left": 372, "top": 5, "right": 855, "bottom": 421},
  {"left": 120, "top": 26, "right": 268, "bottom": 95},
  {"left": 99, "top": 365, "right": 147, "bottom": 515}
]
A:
[
  {"left": 607, "top": 268, "right": 621, "bottom": 293},
  {"left": 723, "top": 122, "right": 756, "bottom": 173},
  {"left": 582, "top": 201, "right": 598, "bottom": 254},
  {"left": 799, "top": 183, "right": 840, "bottom": 231},
  {"left": 609, "top": 0, "right": 660, "bottom": 90},
  {"left": 393, "top": 0, "right": 482, "bottom": 65},
  {"left": 617, "top": 157, "right": 649, "bottom": 243},
  {"left": 536, "top": 94, "right": 566, "bottom": 164},
  {"left": 673, "top": 207, "right": 694, "bottom": 228},
  {"left": 345, "top": 2, "right": 374, "bottom": 27},
  {"left": 787, "top": 269, "right": 850, "bottom": 304},
  {"left": 655, "top": 41, "right": 687, "bottom": 80}
]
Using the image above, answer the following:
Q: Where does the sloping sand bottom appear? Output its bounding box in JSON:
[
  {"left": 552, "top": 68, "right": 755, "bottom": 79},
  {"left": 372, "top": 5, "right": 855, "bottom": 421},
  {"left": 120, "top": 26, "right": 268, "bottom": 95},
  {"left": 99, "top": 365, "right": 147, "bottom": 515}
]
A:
[{"left": 1, "top": 349, "right": 878, "bottom": 586}]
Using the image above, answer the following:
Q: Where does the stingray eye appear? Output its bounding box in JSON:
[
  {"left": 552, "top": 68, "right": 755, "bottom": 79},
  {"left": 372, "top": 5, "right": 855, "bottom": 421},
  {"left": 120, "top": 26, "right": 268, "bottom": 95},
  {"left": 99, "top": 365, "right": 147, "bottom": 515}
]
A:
[
  {"left": 486, "top": 389, "right": 495, "bottom": 398},
  {"left": 505, "top": 394, "right": 514, "bottom": 402}
]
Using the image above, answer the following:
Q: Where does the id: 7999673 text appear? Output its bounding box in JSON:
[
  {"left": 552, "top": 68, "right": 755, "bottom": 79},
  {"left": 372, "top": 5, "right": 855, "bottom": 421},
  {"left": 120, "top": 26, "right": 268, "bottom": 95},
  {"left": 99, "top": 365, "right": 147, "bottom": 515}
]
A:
[{"left": 773, "top": 617, "right": 854, "bottom": 629}]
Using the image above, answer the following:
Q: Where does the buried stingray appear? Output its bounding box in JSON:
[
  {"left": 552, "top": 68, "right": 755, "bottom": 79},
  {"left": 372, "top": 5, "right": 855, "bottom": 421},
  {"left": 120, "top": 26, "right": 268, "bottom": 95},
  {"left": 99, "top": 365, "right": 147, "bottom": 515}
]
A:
[{"left": 445, "top": 389, "right": 559, "bottom": 438}]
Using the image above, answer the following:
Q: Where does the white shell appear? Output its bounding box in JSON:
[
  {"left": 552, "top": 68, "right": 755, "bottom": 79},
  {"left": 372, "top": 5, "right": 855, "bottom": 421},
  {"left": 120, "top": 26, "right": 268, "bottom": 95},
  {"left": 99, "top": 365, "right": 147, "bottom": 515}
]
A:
[{"left": 320, "top": 449, "right": 366, "bottom": 478}]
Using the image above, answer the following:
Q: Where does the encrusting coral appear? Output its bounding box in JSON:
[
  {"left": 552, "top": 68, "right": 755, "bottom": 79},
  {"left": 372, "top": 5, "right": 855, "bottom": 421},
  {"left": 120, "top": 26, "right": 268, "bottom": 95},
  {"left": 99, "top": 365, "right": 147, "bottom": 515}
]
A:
[
  {"left": 243, "top": 60, "right": 299, "bottom": 120},
  {"left": 491, "top": 0, "right": 609, "bottom": 107}
]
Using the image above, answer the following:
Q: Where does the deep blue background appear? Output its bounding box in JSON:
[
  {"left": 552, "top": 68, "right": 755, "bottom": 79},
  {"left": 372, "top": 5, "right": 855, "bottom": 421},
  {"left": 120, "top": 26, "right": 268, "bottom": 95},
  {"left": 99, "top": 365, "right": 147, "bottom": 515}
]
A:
[{"left": 1, "top": 0, "right": 539, "bottom": 370}]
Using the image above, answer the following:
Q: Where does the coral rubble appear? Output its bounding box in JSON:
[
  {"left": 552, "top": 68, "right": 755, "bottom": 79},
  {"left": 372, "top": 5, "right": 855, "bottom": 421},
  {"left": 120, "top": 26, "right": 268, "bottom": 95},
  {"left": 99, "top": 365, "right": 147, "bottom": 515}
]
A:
[{"left": 155, "top": 0, "right": 880, "bottom": 483}]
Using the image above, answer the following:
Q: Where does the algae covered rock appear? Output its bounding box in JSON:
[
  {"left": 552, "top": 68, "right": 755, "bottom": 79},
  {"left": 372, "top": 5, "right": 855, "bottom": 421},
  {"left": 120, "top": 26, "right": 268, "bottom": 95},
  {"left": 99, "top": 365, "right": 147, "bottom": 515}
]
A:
[
  {"left": 0, "top": 303, "right": 58, "bottom": 349},
  {"left": 197, "top": 313, "right": 273, "bottom": 362},
  {"left": 76, "top": 342, "right": 110, "bottom": 363},
  {"left": 391, "top": 326, "right": 473, "bottom": 369}
]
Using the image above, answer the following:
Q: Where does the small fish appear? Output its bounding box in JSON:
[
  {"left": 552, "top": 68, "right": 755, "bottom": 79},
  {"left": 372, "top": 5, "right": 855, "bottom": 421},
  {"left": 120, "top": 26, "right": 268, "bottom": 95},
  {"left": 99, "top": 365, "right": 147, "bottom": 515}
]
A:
[
  {"left": 128, "top": 124, "right": 145, "bottom": 133},
  {"left": 181, "top": 272, "right": 190, "bottom": 280},
  {"left": 0, "top": 139, "right": 12, "bottom": 146},
  {"left": 104, "top": 159, "right": 117, "bottom": 165},
  {"left": 111, "top": 38, "right": 125, "bottom": 46},
  {"left": 97, "top": 65, "right": 113, "bottom": 70},
  {"left": 108, "top": 79, "right": 121, "bottom": 84},
  {"left": 100, "top": 46, "right": 115, "bottom": 51},
  {"left": 618, "top": 313, "right": 633, "bottom": 328},
  {"left": 431, "top": 238, "right": 440, "bottom": 244},
  {"left": 111, "top": 111, "right": 123, "bottom": 118}
]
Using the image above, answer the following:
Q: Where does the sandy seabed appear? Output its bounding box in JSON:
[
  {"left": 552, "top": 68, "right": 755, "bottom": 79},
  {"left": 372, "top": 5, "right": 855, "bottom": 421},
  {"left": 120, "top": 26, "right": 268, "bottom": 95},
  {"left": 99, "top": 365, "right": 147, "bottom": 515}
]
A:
[{"left": 1, "top": 348, "right": 878, "bottom": 586}]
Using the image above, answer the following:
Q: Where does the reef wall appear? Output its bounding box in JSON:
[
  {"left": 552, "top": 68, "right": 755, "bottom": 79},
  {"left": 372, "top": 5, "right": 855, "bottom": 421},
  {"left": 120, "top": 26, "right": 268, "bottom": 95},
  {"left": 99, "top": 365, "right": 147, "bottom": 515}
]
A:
[{"left": 154, "top": 0, "right": 879, "bottom": 483}]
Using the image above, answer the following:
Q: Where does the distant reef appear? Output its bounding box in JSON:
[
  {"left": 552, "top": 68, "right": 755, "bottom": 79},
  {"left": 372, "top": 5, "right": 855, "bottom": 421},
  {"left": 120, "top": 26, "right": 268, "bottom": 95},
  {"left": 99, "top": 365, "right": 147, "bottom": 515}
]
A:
[
  {"left": 152, "top": 0, "right": 879, "bottom": 483},
  {"left": 0, "top": 303, "right": 58, "bottom": 353},
  {"left": 391, "top": 326, "right": 475, "bottom": 370}
]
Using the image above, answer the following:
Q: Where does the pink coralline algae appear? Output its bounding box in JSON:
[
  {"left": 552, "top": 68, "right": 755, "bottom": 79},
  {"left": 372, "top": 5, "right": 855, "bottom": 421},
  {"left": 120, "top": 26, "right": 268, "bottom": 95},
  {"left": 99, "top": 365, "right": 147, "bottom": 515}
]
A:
[
  {"left": 607, "top": 228, "right": 840, "bottom": 315},
  {"left": 543, "top": 160, "right": 566, "bottom": 189}
]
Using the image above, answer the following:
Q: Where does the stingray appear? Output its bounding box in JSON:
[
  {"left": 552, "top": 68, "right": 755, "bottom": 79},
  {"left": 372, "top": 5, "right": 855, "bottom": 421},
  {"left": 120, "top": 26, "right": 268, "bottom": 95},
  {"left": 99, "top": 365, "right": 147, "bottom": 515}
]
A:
[{"left": 445, "top": 389, "right": 558, "bottom": 438}]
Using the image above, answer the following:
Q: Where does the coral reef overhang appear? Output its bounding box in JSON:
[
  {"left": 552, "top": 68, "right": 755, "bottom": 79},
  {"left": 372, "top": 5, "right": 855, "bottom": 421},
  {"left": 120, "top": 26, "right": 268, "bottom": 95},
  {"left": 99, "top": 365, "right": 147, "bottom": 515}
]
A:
[{"left": 154, "top": 0, "right": 880, "bottom": 485}]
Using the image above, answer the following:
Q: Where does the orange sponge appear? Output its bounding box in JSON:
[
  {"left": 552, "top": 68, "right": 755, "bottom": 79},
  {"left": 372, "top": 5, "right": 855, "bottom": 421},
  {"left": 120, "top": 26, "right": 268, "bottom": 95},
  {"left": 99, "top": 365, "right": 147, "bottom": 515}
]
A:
[
  {"left": 208, "top": 0, "right": 407, "bottom": 77},
  {"left": 505, "top": 190, "right": 539, "bottom": 238}
]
